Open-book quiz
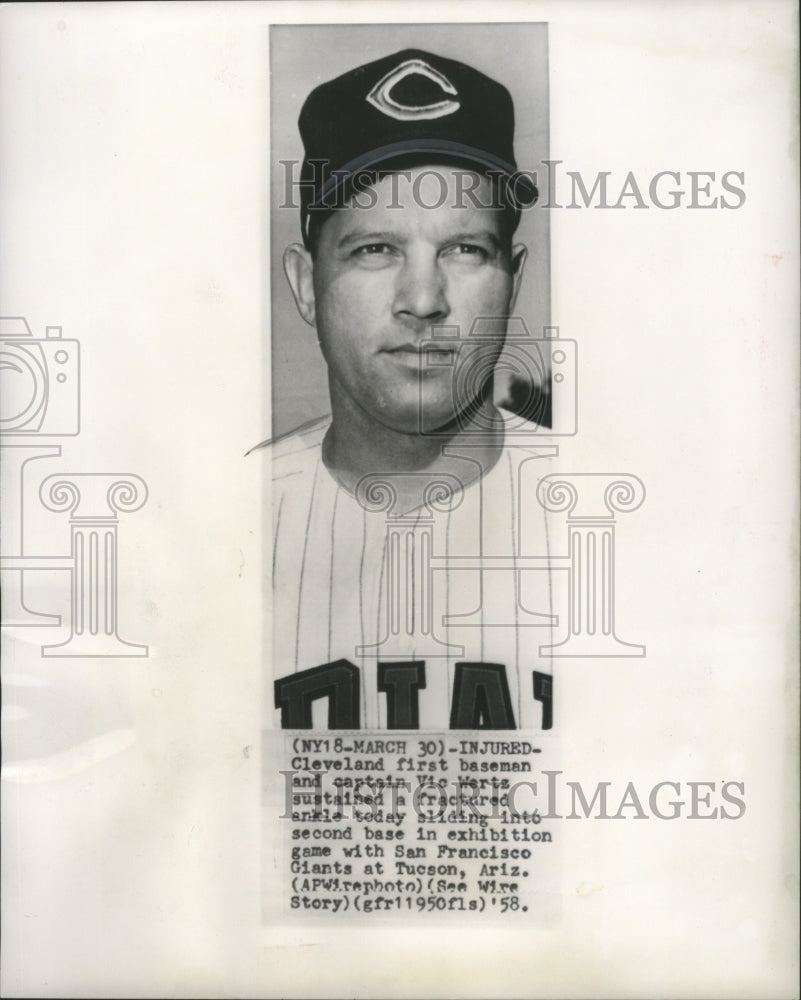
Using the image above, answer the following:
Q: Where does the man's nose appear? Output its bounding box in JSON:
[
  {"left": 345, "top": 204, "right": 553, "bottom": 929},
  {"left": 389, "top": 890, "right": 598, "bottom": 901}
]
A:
[{"left": 392, "top": 251, "right": 449, "bottom": 325}]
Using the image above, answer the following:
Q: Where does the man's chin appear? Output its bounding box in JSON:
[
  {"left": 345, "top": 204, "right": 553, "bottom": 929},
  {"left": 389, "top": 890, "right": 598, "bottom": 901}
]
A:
[
  {"left": 367, "top": 385, "right": 495, "bottom": 437},
  {"left": 368, "top": 403, "right": 453, "bottom": 437},
  {"left": 379, "top": 404, "right": 482, "bottom": 438}
]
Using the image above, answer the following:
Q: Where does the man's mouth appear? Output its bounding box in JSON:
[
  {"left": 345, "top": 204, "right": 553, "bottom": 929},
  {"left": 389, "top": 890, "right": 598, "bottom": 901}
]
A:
[
  {"left": 387, "top": 343, "right": 423, "bottom": 355},
  {"left": 385, "top": 343, "right": 456, "bottom": 365}
]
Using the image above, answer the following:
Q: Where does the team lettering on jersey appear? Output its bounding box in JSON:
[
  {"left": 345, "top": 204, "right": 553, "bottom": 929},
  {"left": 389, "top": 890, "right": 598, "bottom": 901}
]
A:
[{"left": 274, "top": 659, "right": 553, "bottom": 730}]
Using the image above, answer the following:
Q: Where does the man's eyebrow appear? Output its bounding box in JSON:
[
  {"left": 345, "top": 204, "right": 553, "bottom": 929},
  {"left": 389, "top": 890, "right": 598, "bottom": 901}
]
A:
[{"left": 336, "top": 230, "right": 407, "bottom": 249}]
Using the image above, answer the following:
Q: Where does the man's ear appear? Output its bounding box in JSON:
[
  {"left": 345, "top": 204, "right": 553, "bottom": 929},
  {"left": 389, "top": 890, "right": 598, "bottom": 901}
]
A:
[
  {"left": 283, "top": 243, "right": 316, "bottom": 327},
  {"left": 508, "top": 243, "right": 528, "bottom": 313}
]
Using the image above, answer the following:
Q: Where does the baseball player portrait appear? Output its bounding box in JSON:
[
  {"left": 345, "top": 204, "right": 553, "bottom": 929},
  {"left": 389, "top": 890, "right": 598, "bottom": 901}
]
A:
[{"left": 256, "top": 35, "right": 558, "bottom": 732}]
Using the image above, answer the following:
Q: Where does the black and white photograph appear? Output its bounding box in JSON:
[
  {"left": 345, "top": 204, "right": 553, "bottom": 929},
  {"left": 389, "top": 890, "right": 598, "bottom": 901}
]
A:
[
  {"left": 0, "top": 2, "right": 798, "bottom": 997},
  {"left": 259, "top": 25, "right": 562, "bottom": 733}
]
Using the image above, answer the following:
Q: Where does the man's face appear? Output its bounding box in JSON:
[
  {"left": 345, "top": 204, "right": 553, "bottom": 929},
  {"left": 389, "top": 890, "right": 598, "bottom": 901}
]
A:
[{"left": 288, "top": 166, "right": 526, "bottom": 435}]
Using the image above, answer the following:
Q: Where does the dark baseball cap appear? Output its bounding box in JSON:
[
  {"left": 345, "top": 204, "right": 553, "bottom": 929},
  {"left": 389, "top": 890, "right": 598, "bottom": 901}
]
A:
[{"left": 296, "top": 48, "right": 538, "bottom": 245}]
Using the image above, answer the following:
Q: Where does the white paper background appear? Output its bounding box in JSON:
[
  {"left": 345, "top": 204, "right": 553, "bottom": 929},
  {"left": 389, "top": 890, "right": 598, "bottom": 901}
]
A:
[{"left": 1, "top": 2, "right": 798, "bottom": 997}]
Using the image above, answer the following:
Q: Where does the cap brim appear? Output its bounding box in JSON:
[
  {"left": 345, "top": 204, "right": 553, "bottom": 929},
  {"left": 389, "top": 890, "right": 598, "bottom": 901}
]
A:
[{"left": 309, "top": 138, "right": 538, "bottom": 213}]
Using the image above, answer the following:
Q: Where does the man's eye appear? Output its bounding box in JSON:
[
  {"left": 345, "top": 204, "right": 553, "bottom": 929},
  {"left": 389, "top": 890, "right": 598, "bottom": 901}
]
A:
[
  {"left": 349, "top": 243, "right": 399, "bottom": 268},
  {"left": 353, "top": 243, "right": 392, "bottom": 256},
  {"left": 447, "top": 243, "right": 489, "bottom": 260}
]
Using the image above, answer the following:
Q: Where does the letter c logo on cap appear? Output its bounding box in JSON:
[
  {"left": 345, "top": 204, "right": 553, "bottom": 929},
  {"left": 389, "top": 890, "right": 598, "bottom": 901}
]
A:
[{"left": 366, "top": 58, "right": 460, "bottom": 121}]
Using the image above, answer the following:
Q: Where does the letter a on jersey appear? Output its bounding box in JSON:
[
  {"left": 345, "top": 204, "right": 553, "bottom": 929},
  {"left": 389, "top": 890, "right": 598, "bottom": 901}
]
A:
[{"left": 366, "top": 58, "right": 461, "bottom": 121}]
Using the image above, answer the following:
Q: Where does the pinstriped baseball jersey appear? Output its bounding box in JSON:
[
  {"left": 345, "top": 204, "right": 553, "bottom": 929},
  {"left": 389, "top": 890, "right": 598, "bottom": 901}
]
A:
[{"left": 263, "top": 408, "right": 555, "bottom": 730}]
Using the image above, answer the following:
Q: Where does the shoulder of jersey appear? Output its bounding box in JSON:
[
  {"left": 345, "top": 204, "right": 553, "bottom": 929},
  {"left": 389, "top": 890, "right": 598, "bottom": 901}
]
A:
[{"left": 246, "top": 415, "right": 330, "bottom": 482}]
